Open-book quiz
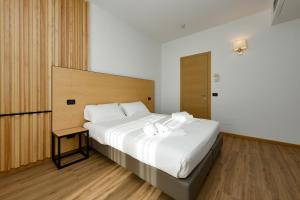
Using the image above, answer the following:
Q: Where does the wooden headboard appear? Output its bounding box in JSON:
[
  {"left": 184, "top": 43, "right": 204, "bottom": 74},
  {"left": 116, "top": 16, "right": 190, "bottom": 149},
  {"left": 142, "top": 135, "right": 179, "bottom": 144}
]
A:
[{"left": 52, "top": 66, "right": 155, "bottom": 131}]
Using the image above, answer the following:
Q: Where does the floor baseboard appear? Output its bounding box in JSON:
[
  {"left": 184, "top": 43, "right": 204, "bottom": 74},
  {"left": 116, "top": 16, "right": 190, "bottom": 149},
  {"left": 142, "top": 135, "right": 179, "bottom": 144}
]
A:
[{"left": 222, "top": 132, "right": 300, "bottom": 148}]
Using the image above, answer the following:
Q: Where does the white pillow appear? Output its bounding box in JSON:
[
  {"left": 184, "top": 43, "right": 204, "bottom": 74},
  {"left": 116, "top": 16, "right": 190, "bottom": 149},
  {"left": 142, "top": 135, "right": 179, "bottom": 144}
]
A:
[
  {"left": 84, "top": 103, "right": 125, "bottom": 123},
  {"left": 120, "top": 101, "right": 150, "bottom": 116}
]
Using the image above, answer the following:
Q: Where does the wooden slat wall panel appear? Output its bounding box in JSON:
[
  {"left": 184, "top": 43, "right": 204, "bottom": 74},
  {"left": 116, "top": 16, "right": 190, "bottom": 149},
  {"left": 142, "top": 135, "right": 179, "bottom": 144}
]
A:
[
  {"left": 0, "top": 0, "right": 53, "bottom": 115},
  {"left": 54, "top": 0, "right": 88, "bottom": 70},
  {"left": 0, "top": 0, "right": 54, "bottom": 172},
  {"left": 0, "top": 113, "right": 51, "bottom": 171},
  {"left": 0, "top": 0, "right": 88, "bottom": 171}
]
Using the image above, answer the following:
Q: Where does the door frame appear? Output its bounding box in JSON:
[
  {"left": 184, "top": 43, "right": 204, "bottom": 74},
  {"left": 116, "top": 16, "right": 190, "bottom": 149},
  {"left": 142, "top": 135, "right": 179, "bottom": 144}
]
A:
[{"left": 180, "top": 51, "right": 211, "bottom": 119}]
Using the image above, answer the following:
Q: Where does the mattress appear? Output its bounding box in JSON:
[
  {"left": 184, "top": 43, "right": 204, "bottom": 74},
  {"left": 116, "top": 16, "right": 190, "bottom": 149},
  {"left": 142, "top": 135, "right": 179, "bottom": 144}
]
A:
[{"left": 84, "top": 113, "right": 220, "bottom": 178}]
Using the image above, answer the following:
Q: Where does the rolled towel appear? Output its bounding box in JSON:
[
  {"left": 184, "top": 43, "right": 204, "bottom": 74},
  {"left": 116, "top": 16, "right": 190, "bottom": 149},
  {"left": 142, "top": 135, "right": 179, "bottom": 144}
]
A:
[
  {"left": 143, "top": 122, "right": 158, "bottom": 136},
  {"left": 155, "top": 123, "right": 170, "bottom": 135},
  {"left": 165, "top": 119, "right": 185, "bottom": 130},
  {"left": 172, "top": 112, "right": 193, "bottom": 123}
]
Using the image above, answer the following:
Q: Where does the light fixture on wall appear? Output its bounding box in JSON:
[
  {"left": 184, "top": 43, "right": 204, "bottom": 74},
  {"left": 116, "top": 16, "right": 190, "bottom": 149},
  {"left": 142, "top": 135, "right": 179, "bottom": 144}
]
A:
[{"left": 233, "top": 39, "right": 248, "bottom": 55}]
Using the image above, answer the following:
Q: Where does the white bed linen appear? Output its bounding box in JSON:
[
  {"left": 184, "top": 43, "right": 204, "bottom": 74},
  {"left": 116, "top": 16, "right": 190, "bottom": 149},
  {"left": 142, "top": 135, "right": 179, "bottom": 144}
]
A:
[{"left": 84, "top": 113, "right": 220, "bottom": 178}]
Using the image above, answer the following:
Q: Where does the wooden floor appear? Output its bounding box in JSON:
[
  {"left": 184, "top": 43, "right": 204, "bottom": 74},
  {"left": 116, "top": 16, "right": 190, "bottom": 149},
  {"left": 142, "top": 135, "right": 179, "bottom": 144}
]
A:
[{"left": 0, "top": 135, "right": 299, "bottom": 200}]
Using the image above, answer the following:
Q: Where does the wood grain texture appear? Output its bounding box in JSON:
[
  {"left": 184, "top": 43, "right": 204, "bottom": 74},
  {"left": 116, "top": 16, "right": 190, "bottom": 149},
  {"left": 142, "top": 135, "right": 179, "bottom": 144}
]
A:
[
  {"left": 0, "top": 136, "right": 299, "bottom": 200},
  {"left": 0, "top": 0, "right": 53, "bottom": 172},
  {"left": 52, "top": 67, "right": 154, "bottom": 152},
  {"left": 52, "top": 67, "right": 155, "bottom": 131},
  {"left": 180, "top": 52, "right": 211, "bottom": 119},
  {"left": 0, "top": 113, "right": 51, "bottom": 171},
  {"left": 53, "top": 127, "right": 88, "bottom": 137},
  {"left": 223, "top": 132, "right": 300, "bottom": 148},
  {"left": 0, "top": 0, "right": 53, "bottom": 115},
  {"left": 197, "top": 135, "right": 300, "bottom": 200},
  {"left": 54, "top": 0, "right": 88, "bottom": 70},
  {"left": 0, "top": 0, "right": 89, "bottom": 171}
]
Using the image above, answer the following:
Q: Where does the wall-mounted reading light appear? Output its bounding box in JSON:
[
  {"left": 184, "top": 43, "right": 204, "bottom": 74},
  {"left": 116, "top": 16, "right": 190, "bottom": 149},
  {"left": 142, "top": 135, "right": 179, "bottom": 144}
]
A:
[{"left": 233, "top": 39, "right": 248, "bottom": 55}]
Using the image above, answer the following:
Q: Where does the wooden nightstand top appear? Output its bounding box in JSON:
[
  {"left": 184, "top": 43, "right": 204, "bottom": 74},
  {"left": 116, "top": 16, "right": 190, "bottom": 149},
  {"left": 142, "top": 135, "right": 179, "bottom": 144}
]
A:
[{"left": 53, "top": 127, "right": 88, "bottom": 137}]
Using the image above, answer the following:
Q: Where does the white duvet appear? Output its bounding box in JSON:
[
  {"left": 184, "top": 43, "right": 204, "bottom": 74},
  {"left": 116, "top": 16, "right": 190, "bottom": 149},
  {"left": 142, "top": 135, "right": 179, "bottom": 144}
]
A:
[{"left": 84, "top": 113, "right": 220, "bottom": 178}]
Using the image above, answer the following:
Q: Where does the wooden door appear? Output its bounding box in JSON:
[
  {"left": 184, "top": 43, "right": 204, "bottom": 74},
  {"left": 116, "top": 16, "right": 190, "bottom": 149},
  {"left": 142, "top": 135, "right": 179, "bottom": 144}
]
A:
[{"left": 180, "top": 52, "right": 211, "bottom": 119}]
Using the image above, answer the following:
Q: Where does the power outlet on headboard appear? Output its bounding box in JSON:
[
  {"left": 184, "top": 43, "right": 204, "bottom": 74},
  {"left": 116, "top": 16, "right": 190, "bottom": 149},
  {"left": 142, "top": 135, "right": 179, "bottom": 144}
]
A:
[
  {"left": 52, "top": 66, "right": 155, "bottom": 131},
  {"left": 67, "top": 99, "right": 76, "bottom": 105}
]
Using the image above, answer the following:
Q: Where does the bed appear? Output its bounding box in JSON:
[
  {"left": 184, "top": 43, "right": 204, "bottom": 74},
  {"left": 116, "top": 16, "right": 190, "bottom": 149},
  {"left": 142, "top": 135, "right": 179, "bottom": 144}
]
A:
[
  {"left": 84, "top": 113, "right": 223, "bottom": 200},
  {"left": 52, "top": 67, "right": 223, "bottom": 200}
]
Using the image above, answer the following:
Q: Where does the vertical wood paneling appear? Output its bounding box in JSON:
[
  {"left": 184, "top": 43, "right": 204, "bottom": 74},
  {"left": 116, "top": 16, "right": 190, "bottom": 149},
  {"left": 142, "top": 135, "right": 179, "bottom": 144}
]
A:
[
  {"left": 0, "top": 0, "right": 88, "bottom": 171},
  {"left": 0, "top": 0, "right": 54, "bottom": 171},
  {"left": 0, "top": 0, "right": 53, "bottom": 115},
  {"left": 54, "top": 0, "right": 88, "bottom": 70},
  {"left": 0, "top": 0, "right": 4, "bottom": 114},
  {"left": 83, "top": 1, "right": 88, "bottom": 69},
  {"left": 0, "top": 113, "right": 51, "bottom": 171}
]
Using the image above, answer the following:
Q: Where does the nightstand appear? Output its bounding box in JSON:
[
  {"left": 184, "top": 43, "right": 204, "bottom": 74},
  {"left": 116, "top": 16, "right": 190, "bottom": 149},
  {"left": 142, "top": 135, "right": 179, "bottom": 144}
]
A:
[{"left": 52, "top": 127, "right": 89, "bottom": 169}]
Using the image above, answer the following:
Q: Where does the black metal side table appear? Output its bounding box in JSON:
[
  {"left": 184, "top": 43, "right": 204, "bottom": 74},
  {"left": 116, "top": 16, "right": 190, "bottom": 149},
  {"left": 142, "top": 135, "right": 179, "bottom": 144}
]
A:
[{"left": 52, "top": 127, "right": 89, "bottom": 169}]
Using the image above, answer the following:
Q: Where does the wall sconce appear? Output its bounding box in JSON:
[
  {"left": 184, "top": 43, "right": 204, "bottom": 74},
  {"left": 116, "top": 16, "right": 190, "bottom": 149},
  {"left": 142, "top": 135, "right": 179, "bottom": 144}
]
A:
[{"left": 233, "top": 39, "right": 248, "bottom": 55}]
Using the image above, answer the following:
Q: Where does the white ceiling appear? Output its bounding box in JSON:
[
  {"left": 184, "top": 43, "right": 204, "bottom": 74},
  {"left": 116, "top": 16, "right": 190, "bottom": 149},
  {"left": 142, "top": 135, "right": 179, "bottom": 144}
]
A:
[{"left": 91, "top": 0, "right": 272, "bottom": 42}]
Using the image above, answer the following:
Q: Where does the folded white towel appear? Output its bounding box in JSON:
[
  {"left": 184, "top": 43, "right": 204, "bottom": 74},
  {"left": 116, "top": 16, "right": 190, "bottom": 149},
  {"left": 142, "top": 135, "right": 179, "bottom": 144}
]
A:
[
  {"left": 155, "top": 123, "right": 171, "bottom": 135},
  {"left": 160, "top": 112, "right": 193, "bottom": 130},
  {"left": 143, "top": 122, "right": 171, "bottom": 137},
  {"left": 143, "top": 112, "right": 193, "bottom": 137},
  {"left": 171, "top": 112, "right": 193, "bottom": 123},
  {"left": 165, "top": 119, "right": 185, "bottom": 130},
  {"left": 155, "top": 123, "right": 186, "bottom": 137},
  {"left": 143, "top": 122, "right": 158, "bottom": 136}
]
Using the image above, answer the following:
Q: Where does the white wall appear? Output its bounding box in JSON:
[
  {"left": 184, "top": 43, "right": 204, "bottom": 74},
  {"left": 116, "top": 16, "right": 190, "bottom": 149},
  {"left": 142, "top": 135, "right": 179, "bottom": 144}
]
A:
[
  {"left": 161, "top": 11, "right": 300, "bottom": 144},
  {"left": 89, "top": 2, "right": 161, "bottom": 112}
]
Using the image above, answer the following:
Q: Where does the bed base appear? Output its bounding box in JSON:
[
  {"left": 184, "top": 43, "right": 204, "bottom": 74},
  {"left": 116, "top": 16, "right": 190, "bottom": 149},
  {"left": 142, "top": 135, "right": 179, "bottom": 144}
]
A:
[{"left": 90, "top": 133, "right": 223, "bottom": 200}]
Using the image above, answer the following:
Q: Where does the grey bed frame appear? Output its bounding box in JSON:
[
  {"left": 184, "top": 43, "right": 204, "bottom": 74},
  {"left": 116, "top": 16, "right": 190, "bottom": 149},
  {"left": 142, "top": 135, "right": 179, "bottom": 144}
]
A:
[{"left": 90, "top": 132, "right": 223, "bottom": 200}]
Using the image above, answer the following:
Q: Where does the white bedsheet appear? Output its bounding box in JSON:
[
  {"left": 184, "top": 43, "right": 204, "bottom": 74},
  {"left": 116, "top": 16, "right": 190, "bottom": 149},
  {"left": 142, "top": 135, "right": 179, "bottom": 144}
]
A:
[{"left": 84, "top": 113, "right": 220, "bottom": 178}]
